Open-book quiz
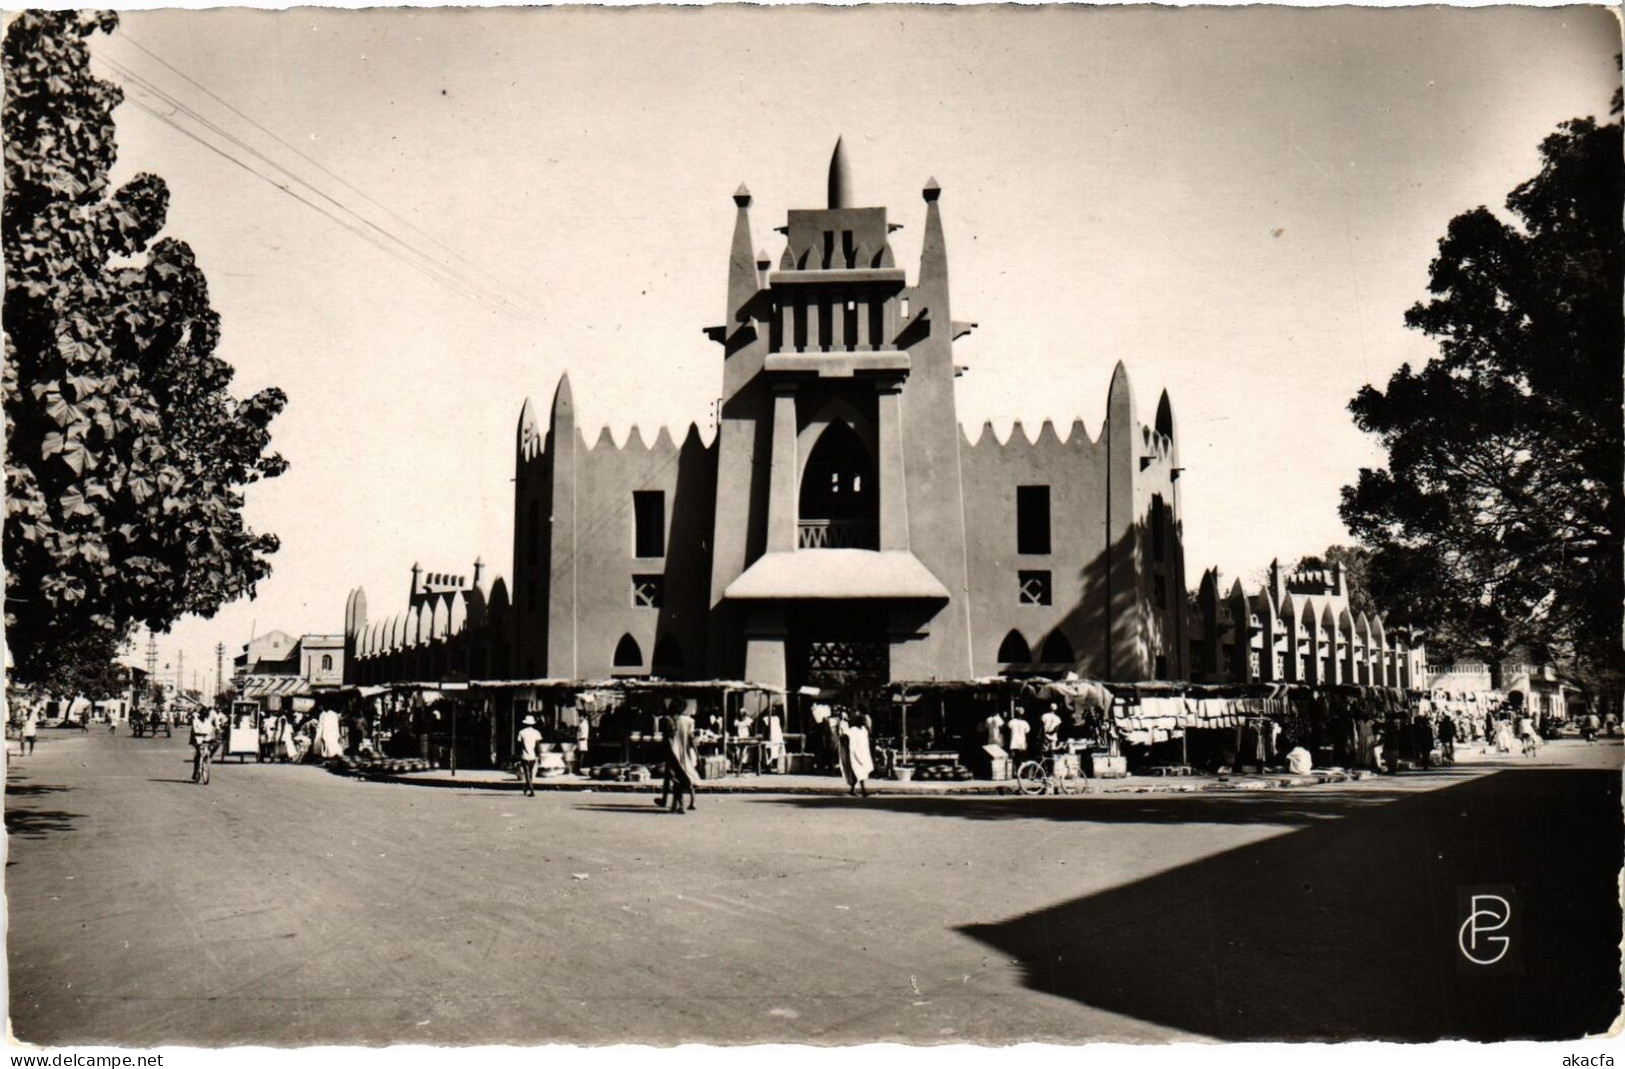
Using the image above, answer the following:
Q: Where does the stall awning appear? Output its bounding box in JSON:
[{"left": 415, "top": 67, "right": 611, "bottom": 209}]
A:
[
  {"left": 239, "top": 675, "right": 310, "bottom": 700},
  {"left": 724, "top": 550, "right": 949, "bottom": 600}
]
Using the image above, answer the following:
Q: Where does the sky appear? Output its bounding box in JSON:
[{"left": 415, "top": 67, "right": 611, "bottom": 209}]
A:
[{"left": 80, "top": 4, "right": 1620, "bottom": 692}]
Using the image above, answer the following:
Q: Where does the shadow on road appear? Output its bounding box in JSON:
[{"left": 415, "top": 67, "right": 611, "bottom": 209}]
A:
[
  {"left": 4, "top": 782, "right": 71, "bottom": 797},
  {"left": 573, "top": 802, "right": 683, "bottom": 814},
  {"left": 954, "top": 768, "right": 1621, "bottom": 1042},
  {"left": 752, "top": 777, "right": 1493, "bottom": 827},
  {"left": 5, "top": 778, "right": 83, "bottom": 841},
  {"left": 4, "top": 807, "right": 81, "bottom": 840}
]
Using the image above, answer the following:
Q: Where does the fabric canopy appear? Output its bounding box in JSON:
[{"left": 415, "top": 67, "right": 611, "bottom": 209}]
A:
[{"left": 239, "top": 675, "right": 310, "bottom": 699}]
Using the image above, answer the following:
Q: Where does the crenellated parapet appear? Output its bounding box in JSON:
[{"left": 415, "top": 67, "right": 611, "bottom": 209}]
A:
[
  {"left": 1188, "top": 555, "right": 1425, "bottom": 688},
  {"left": 342, "top": 557, "right": 509, "bottom": 685}
]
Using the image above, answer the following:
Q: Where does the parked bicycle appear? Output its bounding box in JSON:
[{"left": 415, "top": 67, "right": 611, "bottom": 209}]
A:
[{"left": 1014, "top": 752, "right": 1086, "bottom": 796}]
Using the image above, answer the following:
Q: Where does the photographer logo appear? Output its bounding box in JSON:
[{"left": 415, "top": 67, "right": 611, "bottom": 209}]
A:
[{"left": 1458, "top": 893, "right": 1512, "bottom": 966}]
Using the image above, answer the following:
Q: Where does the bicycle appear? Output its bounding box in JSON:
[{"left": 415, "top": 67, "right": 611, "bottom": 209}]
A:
[
  {"left": 191, "top": 738, "right": 212, "bottom": 785},
  {"left": 1014, "top": 753, "right": 1086, "bottom": 796}
]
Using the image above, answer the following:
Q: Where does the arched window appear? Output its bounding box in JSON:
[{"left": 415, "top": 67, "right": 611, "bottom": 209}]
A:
[
  {"left": 652, "top": 634, "right": 683, "bottom": 677},
  {"left": 996, "top": 630, "right": 1031, "bottom": 664},
  {"left": 799, "top": 422, "right": 877, "bottom": 547},
  {"left": 613, "top": 634, "right": 643, "bottom": 669},
  {"left": 1039, "top": 630, "right": 1074, "bottom": 666},
  {"left": 321, "top": 654, "right": 333, "bottom": 671}
]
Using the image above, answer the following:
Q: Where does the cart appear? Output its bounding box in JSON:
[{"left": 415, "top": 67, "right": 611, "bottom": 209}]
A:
[
  {"left": 131, "top": 709, "right": 171, "bottom": 738},
  {"left": 227, "top": 701, "right": 263, "bottom": 763}
]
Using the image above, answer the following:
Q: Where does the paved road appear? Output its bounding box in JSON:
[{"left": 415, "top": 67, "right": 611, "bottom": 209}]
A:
[{"left": 6, "top": 730, "right": 1620, "bottom": 1046}]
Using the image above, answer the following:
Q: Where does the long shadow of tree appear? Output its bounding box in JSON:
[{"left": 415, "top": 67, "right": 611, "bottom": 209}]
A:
[
  {"left": 5, "top": 779, "right": 81, "bottom": 841},
  {"left": 4, "top": 807, "right": 81, "bottom": 840},
  {"left": 950, "top": 768, "right": 1620, "bottom": 1041}
]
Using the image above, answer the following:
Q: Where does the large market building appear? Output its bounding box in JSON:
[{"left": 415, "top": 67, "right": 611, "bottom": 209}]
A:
[
  {"left": 344, "top": 142, "right": 1430, "bottom": 695},
  {"left": 361, "top": 141, "right": 1189, "bottom": 692}
]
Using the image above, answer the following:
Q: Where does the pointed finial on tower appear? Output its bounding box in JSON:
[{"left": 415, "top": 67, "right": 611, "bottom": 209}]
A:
[
  {"left": 733, "top": 182, "right": 752, "bottom": 207},
  {"left": 922, "top": 176, "right": 941, "bottom": 202},
  {"left": 755, "top": 247, "right": 771, "bottom": 270},
  {"left": 828, "top": 137, "right": 853, "bottom": 209}
]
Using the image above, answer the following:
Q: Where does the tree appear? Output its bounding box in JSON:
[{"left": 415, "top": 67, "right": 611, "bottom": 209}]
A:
[
  {"left": 1291, "top": 545, "right": 1378, "bottom": 620},
  {"left": 1341, "top": 101, "right": 1622, "bottom": 694},
  {"left": 3, "top": 11, "right": 287, "bottom": 689}
]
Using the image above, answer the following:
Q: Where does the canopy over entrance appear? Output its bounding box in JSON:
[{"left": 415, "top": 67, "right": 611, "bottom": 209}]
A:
[{"left": 723, "top": 549, "right": 949, "bottom": 601}]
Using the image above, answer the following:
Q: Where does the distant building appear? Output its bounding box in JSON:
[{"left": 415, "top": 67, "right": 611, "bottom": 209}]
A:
[
  {"left": 234, "top": 630, "right": 348, "bottom": 705},
  {"left": 1423, "top": 659, "right": 1575, "bottom": 720},
  {"left": 1190, "top": 560, "right": 1426, "bottom": 688}
]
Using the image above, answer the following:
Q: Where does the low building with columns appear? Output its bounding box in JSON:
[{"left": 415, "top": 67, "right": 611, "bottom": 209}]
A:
[
  {"left": 505, "top": 141, "right": 1189, "bottom": 692},
  {"left": 1191, "top": 560, "right": 1427, "bottom": 688},
  {"left": 343, "top": 561, "right": 512, "bottom": 685}
]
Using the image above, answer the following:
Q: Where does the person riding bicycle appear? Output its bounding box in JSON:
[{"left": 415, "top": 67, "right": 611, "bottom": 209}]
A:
[{"left": 189, "top": 708, "right": 216, "bottom": 784}]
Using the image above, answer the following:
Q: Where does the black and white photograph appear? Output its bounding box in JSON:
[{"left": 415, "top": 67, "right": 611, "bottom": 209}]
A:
[{"left": 3, "top": 1, "right": 1621, "bottom": 1059}]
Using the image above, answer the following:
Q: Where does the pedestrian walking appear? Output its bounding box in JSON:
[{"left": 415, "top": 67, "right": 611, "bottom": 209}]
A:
[
  {"left": 1040, "top": 702, "right": 1064, "bottom": 753},
  {"left": 1438, "top": 713, "right": 1456, "bottom": 761},
  {"left": 824, "top": 705, "right": 844, "bottom": 774},
  {"left": 1515, "top": 713, "right": 1540, "bottom": 757},
  {"left": 1582, "top": 713, "right": 1600, "bottom": 743},
  {"left": 574, "top": 709, "right": 591, "bottom": 770},
  {"left": 982, "top": 708, "right": 1005, "bottom": 748},
  {"left": 840, "top": 711, "right": 874, "bottom": 798},
  {"left": 764, "top": 702, "right": 786, "bottom": 773},
  {"left": 1005, "top": 709, "right": 1031, "bottom": 769},
  {"left": 1410, "top": 715, "right": 1435, "bottom": 771},
  {"left": 21, "top": 710, "right": 38, "bottom": 756},
  {"left": 1493, "top": 715, "right": 1516, "bottom": 755},
  {"left": 517, "top": 715, "right": 543, "bottom": 797},
  {"left": 655, "top": 699, "right": 699, "bottom": 813}
]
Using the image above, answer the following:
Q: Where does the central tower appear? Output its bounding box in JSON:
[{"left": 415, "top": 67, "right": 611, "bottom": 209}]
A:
[{"left": 705, "top": 139, "right": 976, "bottom": 689}]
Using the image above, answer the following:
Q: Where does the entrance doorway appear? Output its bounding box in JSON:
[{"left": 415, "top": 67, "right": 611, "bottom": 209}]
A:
[{"left": 788, "top": 603, "right": 889, "bottom": 695}]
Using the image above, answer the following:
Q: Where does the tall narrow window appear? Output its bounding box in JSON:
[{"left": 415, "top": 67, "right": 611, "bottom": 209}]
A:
[
  {"left": 633, "top": 491, "right": 665, "bottom": 558},
  {"left": 1016, "top": 485, "right": 1051, "bottom": 555},
  {"left": 1151, "top": 494, "right": 1166, "bottom": 562},
  {"left": 321, "top": 654, "right": 333, "bottom": 671}
]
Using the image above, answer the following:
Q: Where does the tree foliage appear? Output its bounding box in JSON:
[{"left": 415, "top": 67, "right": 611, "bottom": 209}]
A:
[
  {"left": 3, "top": 11, "right": 287, "bottom": 689},
  {"left": 1341, "top": 104, "right": 1622, "bottom": 683}
]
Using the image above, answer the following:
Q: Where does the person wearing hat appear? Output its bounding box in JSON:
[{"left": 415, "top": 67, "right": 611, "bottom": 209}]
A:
[{"left": 517, "top": 714, "right": 544, "bottom": 797}]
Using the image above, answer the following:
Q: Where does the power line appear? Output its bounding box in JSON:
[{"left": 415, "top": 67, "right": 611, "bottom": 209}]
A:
[
  {"left": 95, "top": 45, "right": 547, "bottom": 327},
  {"left": 117, "top": 32, "right": 531, "bottom": 305},
  {"left": 102, "top": 52, "right": 511, "bottom": 318},
  {"left": 123, "top": 95, "right": 507, "bottom": 317}
]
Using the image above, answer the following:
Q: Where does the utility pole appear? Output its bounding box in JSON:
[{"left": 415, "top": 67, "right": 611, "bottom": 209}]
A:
[
  {"left": 176, "top": 649, "right": 184, "bottom": 701},
  {"left": 216, "top": 642, "right": 225, "bottom": 704}
]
